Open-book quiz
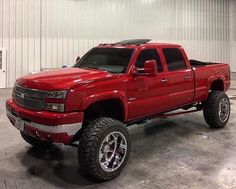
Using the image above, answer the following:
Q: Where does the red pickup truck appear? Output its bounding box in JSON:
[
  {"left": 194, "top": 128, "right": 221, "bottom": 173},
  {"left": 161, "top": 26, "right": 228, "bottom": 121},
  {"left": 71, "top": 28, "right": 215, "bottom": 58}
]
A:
[{"left": 6, "top": 39, "right": 231, "bottom": 181}]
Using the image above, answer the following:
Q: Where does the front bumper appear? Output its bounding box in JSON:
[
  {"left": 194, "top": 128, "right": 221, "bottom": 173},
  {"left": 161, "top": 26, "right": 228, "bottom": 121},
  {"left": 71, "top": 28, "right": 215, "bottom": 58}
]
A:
[{"left": 6, "top": 99, "right": 84, "bottom": 144}]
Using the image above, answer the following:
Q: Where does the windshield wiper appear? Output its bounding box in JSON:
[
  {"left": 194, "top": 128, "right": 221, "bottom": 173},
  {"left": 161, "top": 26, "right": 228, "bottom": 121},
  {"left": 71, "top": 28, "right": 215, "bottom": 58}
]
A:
[{"left": 82, "top": 66, "right": 108, "bottom": 72}]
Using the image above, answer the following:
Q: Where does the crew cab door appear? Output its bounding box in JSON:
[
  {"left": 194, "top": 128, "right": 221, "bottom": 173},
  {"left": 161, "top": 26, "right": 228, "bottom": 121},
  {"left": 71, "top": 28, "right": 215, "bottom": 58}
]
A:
[
  {"left": 162, "top": 48, "right": 194, "bottom": 108},
  {"left": 127, "top": 48, "right": 169, "bottom": 120}
]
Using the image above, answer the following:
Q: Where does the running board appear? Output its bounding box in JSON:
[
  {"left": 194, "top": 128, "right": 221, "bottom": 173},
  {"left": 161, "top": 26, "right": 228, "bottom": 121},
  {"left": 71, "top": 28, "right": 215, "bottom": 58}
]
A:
[
  {"left": 127, "top": 104, "right": 202, "bottom": 126},
  {"left": 157, "top": 109, "right": 200, "bottom": 118}
]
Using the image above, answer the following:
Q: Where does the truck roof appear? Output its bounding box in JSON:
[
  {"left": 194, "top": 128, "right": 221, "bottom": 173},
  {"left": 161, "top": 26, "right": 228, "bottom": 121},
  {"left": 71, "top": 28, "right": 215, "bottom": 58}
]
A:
[{"left": 98, "top": 39, "right": 182, "bottom": 49}]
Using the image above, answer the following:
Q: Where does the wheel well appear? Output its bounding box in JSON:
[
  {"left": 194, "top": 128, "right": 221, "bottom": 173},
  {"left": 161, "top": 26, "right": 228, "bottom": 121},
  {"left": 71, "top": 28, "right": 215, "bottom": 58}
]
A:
[
  {"left": 84, "top": 99, "right": 124, "bottom": 123},
  {"left": 210, "top": 79, "right": 224, "bottom": 91}
]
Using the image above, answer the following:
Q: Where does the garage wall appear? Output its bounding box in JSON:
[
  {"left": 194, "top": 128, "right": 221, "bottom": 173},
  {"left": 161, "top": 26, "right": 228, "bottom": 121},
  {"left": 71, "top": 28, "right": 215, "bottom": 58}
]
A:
[
  {"left": 230, "top": 0, "right": 236, "bottom": 72},
  {"left": 0, "top": 0, "right": 233, "bottom": 87}
]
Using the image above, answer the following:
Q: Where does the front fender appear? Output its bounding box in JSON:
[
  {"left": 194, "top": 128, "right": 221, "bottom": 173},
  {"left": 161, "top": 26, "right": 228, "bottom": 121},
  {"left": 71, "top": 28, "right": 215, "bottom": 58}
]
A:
[{"left": 80, "top": 90, "right": 128, "bottom": 121}]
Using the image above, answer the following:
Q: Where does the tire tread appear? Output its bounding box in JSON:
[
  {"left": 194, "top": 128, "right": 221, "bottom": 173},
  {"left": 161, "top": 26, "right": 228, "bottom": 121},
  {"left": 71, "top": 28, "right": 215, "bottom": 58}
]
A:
[
  {"left": 203, "top": 91, "right": 230, "bottom": 128},
  {"left": 78, "top": 117, "right": 130, "bottom": 181}
]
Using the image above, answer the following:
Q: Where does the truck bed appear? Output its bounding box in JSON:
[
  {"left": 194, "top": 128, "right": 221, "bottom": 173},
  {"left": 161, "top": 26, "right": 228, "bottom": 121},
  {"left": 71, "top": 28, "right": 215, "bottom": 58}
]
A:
[
  {"left": 189, "top": 59, "right": 218, "bottom": 67},
  {"left": 192, "top": 61, "right": 231, "bottom": 102}
]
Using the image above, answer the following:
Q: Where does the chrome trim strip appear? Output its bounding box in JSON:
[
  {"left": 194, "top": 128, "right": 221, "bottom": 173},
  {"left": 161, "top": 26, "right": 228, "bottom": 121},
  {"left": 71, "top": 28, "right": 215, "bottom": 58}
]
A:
[
  {"left": 15, "top": 84, "right": 48, "bottom": 93},
  {"left": 7, "top": 110, "right": 82, "bottom": 136},
  {"left": 14, "top": 84, "right": 48, "bottom": 100}
]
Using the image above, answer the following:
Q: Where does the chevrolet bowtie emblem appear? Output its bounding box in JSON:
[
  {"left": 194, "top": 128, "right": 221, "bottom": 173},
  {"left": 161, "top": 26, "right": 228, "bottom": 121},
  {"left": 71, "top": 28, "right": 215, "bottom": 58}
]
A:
[{"left": 19, "top": 93, "right": 26, "bottom": 99}]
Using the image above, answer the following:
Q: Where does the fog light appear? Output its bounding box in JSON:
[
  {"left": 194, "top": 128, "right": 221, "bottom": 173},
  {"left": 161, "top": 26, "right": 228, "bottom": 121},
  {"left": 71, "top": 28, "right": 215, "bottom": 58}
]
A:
[{"left": 44, "top": 103, "right": 65, "bottom": 112}]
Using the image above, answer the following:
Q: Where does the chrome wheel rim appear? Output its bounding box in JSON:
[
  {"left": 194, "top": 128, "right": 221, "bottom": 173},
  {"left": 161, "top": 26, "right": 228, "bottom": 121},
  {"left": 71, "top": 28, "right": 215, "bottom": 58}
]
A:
[
  {"left": 219, "top": 98, "right": 230, "bottom": 122},
  {"left": 99, "top": 131, "right": 127, "bottom": 172}
]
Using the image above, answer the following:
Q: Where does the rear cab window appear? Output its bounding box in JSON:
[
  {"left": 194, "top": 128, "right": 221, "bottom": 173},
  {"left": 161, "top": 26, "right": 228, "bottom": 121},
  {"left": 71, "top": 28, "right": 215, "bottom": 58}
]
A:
[{"left": 162, "top": 48, "right": 187, "bottom": 71}]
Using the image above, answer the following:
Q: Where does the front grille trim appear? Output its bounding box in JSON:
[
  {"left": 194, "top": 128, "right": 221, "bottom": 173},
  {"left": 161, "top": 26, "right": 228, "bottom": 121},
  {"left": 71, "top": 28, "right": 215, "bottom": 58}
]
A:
[
  {"left": 13, "top": 84, "right": 48, "bottom": 111},
  {"left": 14, "top": 84, "right": 48, "bottom": 100}
]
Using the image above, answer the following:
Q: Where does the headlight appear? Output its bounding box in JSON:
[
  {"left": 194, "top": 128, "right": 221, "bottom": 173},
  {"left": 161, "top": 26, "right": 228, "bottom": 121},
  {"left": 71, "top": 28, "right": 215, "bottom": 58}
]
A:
[
  {"left": 44, "top": 103, "right": 65, "bottom": 112},
  {"left": 47, "top": 91, "right": 67, "bottom": 99}
]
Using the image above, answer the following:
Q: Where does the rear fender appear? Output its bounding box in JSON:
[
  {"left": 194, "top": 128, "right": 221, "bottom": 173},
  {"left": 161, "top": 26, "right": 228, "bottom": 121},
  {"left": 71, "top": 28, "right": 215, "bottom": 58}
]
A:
[
  {"left": 204, "top": 76, "right": 225, "bottom": 100},
  {"left": 207, "top": 76, "right": 225, "bottom": 91}
]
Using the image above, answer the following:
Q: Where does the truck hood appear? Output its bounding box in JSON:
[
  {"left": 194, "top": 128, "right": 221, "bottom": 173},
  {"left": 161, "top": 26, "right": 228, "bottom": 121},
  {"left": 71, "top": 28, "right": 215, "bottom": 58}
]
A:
[{"left": 16, "top": 68, "right": 116, "bottom": 91}]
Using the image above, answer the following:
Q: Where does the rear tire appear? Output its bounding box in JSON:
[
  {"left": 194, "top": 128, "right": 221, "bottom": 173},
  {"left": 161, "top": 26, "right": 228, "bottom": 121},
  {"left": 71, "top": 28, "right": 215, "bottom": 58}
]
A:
[
  {"left": 78, "top": 117, "right": 131, "bottom": 181},
  {"left": 203, "top": 91, "right": 230, "bottom": 128},
  {"left": 20, "top": 131, "right": 52, "bottom": 149}
]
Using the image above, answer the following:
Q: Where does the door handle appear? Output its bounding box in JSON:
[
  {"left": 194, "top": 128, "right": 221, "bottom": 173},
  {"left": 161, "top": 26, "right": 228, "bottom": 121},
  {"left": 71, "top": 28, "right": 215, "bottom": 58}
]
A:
[
  {"left": 185, "top": 75, "right": 190, "bottom": 80},
  {"left": 161, "top": 78, "right": 168, "bottom": 83},
  {"left": 2, "top": 70, "right": 5, "bottom": 73}
]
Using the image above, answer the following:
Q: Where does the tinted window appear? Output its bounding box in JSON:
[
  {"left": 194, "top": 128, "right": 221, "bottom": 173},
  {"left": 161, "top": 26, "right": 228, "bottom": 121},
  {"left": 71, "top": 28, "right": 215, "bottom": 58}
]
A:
[
  {"left": 75, "top": 48, "right": 134, "bottom": 73},
  {"left": 135, "top": 49, "right": 163, "bottom": 72},
  {"left": 163, "top": 48, "right": 187, "bottom": 71}
]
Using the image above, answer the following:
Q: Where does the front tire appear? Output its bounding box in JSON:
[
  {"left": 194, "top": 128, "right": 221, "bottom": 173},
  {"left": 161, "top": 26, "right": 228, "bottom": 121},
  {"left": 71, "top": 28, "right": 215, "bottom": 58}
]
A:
[
  {"left": 203, "top": 91, "right": 230, "bottom": 128},
  {"left": 20, "top": 131, "right": 52, "bottom": 149},
  {"left": 78, "top": 117, "right": 131, "bottom": 181}
]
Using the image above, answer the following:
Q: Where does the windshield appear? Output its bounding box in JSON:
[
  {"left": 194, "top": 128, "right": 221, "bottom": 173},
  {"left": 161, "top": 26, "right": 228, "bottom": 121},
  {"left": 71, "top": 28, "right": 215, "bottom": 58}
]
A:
[{"left": 74, "top": 48, "right": 134, "bottom": 73}]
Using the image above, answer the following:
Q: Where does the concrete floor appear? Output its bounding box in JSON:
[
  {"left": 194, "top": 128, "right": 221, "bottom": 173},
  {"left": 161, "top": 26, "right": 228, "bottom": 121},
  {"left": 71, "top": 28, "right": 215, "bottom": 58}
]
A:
[{"left": 0, "top": 79, "right": 236, "bottom": 189}]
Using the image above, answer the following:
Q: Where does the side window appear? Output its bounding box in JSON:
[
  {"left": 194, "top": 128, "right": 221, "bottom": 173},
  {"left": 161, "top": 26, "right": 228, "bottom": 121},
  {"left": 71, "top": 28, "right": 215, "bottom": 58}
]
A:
[
  {"left": 163, "top": 48, "right": 187, "bottom": 71},
  {"left": 135, "top": 49, "right": 163, "bottom": 72}
]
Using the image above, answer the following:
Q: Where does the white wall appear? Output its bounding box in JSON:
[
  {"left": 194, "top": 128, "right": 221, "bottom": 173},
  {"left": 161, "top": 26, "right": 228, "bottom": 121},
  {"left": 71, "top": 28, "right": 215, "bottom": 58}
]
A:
[
  {"left": 230, "top": 0, "right": 236, "bottom": 72},
  {"left": 0, "top": 0, "right": 234, "bottom": 87}
]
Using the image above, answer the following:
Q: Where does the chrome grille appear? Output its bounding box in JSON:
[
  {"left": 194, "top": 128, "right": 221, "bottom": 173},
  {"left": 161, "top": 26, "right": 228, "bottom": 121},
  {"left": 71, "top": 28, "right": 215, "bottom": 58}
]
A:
[{"left": 13, "top": 84, "right": 48, "bottom": 111}]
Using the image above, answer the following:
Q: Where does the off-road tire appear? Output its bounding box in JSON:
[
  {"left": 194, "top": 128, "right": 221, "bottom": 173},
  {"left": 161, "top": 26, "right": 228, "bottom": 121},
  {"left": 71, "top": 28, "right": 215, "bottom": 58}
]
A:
[
  {"left": 203, "top": 91, "right": 230, "bottom": 128},
  {"left": 78, "top": 117, "right": 131, "bottom": 181},
  {"left": 20, "top": 131, "right": 52, "bottom": 148}
]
